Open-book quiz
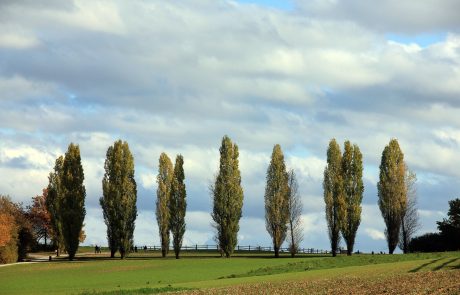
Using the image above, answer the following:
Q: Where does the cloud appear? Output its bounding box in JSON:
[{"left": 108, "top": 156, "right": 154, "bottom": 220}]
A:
[
  {"left": 296, "top": 0, "right": 460, "bottom": 34},
  {"left": 364, "top": 228, "right": 385, "bottom": 241},
  {"left": 0, "top": 32, "right": 39, "bottom": 49}
]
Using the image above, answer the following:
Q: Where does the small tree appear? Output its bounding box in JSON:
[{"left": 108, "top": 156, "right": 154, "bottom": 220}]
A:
[
  {"left": 156, "top": 153, "right": 173, "bottom": 257},
  {"left": 265, "top": 144, "right": 290, "bottom": 258},
  {"left": 211, "top": 135, "right": 244, "bottom": 258},
  {"left": 399, "top": 167, "right": 419, "bottom": 253},
  {"left": 28, "top": 189, "right": 52, "bottom": 247},
  {"left": 100, "top": 140, "right": 137, "bottom": 259},
  {"left": 60, "top": 143, "right": 86, "bottom": 261},
  {"left": 378, "top": 139, "right": 406, "bottom": 254},
  {"left": 341, "top": 141, "right": 364, "bottom": 255},
  {"left": 169, "top": 155, "right": 187, "bottom": 259},
  {"left": 323, "top": 139, "right": 346, "bottom": 257},
  {"left": 287, "top": 169, "right": 303, "bottom": 257}
]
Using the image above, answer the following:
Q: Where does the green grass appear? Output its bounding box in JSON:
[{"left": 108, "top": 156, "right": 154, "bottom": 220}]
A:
[{"left": 1, "top": 250, "right": 459, "bottom": 294}]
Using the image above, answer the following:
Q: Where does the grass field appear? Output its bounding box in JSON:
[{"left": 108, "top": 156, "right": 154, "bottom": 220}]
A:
[{"left": 0, "top": 249, "right": 459, "bottom": 294}]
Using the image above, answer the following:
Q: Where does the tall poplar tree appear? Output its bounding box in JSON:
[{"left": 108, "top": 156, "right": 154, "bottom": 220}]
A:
[
  {"left": 265, "top": 144, "right": 290, "bottom": 258},
  {"left": 100, "top": 140, "right": 137, "bottom": 259},
  {"left": 60, "top": 143, "right": 86, "bottom": 261},
  {"left": 211, "top": 135, "right": 244, "bottom": 258},
  {"left": 169, "top": 155, "right": 187, "bottom": 259},
  {"left": 323, "top": 139, "right": 346, "bottom": 257},
  {"left": 287, "top": 169, "right": 303, "bottom": 258},
  {"left": 156, "top": 153, "right": 173, "bottom": 257},
  {"left": 46, "top": 156, "right": 65, "bottom": 256},
  {"left": 378, "top": 139, "right": 406, "bottom": 254},
  {"left": 341, "top": 141, "right": 364, "bottom": 256}
]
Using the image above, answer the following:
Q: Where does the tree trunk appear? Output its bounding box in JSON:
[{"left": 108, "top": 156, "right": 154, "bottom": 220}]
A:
[
  {"left": 110, "top": 248, "right": 116, "bottom": 258},
  {"left": 162, "top": 248, "right": 167, "bottom": 258},
  {"left": 274, "top": 245, "right": 279, "bottom": 258},
  {"left": 347, "top": 240, "right": 353, "bottom": 256},
  {"left": 290, "top": 220, "right": 295, "bottom": 258}
]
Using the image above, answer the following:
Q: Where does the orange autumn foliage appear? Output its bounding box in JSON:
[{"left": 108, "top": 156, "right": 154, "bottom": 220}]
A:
[{"left": 0, "top": 213, "right": 15, "bottom": 247}]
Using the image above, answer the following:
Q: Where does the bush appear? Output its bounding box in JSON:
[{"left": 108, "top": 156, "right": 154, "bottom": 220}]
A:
[
  {"left": 409, "top": 233, "right": 445, "bottom": 252},
  {"left": 0, "top": 213, "right": 18, "bottom": 264}
]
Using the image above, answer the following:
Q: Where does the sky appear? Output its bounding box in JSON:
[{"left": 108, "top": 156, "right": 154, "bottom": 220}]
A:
[{"left": 1, "top": 0, "right": 460, "bottom": 253}]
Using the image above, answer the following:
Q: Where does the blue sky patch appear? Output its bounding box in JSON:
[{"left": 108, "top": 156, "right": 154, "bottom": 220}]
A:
[
  {"left": 236, "top": 0, "right": 293, "bottom": 10},
  {"left": 386, "top": 32, "right": 447, "bottom": 47}
]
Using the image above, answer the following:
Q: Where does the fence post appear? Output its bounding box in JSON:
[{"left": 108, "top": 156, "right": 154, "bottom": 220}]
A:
[{"left": 196, "top": 244, "right": 198, "bottom": 251}]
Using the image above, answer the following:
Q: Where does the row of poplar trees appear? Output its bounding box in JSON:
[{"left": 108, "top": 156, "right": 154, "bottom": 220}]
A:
[
  {"left": 209, "top": 136, "right": 303, "bottom": 258},
  {"left": 155, "top": 153, "right": 187, "bottom": 259},
  {"left": 324, "top": 138, "right": 417, "bottom": 256}
]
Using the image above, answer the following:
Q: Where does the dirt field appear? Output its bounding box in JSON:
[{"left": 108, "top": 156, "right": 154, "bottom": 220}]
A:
[{"left": 182, "top": 269, "right": 460, "bottom": 295}]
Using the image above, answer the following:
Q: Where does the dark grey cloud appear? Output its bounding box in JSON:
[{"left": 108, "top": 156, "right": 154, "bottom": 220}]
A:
[{"left": 296, "top": 0, "right": 460, "bottom": 34}]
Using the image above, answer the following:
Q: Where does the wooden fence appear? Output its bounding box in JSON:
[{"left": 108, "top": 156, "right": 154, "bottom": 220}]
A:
[{"left": 133, "top": 244, "right": 329, "bottom": 254}]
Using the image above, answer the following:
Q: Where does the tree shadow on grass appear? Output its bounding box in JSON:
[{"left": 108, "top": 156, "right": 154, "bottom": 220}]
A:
[
  {"left": 409, "top": 258, "right": 444, "bottom": 273},
  {"left": 433, "top": 257, "right": 460, "bottom": 271}
]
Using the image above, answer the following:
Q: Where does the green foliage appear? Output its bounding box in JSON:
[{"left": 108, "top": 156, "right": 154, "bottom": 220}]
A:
[
  {"left": 437, "top": 198, "right": 460, "bottom": 250},
  {"left": 169, "top": 155, "right": 187, "bottom": 259},
  {"left": 46, "top": 156, "right": 65, "bottom": 255},
  {"left": 211, "top": 135, "right": 244, "bottom": 258},
  {"left": 60, "top": 143, "right": 86, "bottom": 260},
  {"left": 156, "top": 153, "right": 173, "bottom": 257},
  {"left": 378, "top": 139, "right": 406, "bottom": 254},
  {"left": 323, "top": 139, "right": 346, "bottom": 257},
  {"left": 100, "top": 140, "right": 137, "bottom": 259},
  {"left": 341, "top": 141, "right": 364, "bottom": 255},
  {"left": 265, "top": 144, "right": 290, "bottom": 258}
]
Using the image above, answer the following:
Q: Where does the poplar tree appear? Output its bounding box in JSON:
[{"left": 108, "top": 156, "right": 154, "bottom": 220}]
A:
[
  {"left": 287, "top": 169, "right": 303, "bottom": 258},
  {"left": 378, "top": 139, "right": 406, "bottom": 254},
  {"left": 46, "top": 156, "right": 65, "bottom": 256},
  {"left": 341, "top": 141, "right": 364, "bottom": 256},
  {"left": 211, "top": 135, "right": 244, "bottom": 258},
  {"left": 323, "top": 139, "right": 346, "bottom": 257},
  {"left": 169, "top": 155, "right": 187, "bottom": 259},
  {"left": 60, "top": 143, "right": 86, "bottom": 261},
  {"left": 399, "top": 167, "right": 419, "bottom": 253},
  {"left": 100, "top": 140, "right": 137, "bottom": 259},
  {"left": 156, "top": 153, "right": 173, "bottom": 257},
  {"left": 265, "top": 144, "right": 290, "bottom": 258}
]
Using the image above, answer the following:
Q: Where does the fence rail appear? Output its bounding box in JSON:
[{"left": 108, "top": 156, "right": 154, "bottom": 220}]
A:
[{"left": 132, "top": 244, "right": 329, "bottom": 254}]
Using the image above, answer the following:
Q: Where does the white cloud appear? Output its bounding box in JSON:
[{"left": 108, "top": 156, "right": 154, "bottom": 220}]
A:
[
  {"left": 364, "top": 228, "right": 385, "bottom": 240},
  {"left": 0, "top": 32, "right": 39, "bottom": 49}
]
